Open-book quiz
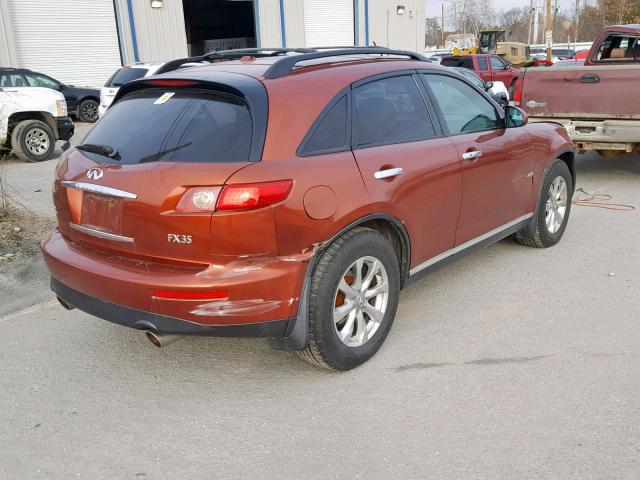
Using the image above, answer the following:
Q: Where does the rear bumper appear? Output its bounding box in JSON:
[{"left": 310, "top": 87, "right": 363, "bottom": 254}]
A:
[
  {"left": 529, "top": 117, "right": 640, "bottom": 151},
  {"left": 42, "top": 229, "right": 308, "bottom": 335},
  {"left": 51, "top": 278, "right": 291, "bottom": 337},
  {"left": 55, "top": 116, "right": 75, "bottom": 141}
]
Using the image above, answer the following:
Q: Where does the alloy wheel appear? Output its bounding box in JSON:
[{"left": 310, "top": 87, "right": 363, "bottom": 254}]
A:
[
  {"left": 545, "top": 176, "right": 568, "bottom": 234},
  {"left": 81, "top": 102, "right": 98, "bottom": 122},
  {"left": 333, "top": 256, "right": 389, "bottom": 347}
]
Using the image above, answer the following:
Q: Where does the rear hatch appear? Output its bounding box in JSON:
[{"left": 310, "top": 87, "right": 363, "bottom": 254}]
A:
[{"left": 54, "top": 82, "right": 265, "bottom": 265}]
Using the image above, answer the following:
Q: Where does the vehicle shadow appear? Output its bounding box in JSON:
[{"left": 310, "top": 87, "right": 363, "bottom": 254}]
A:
[
  {"left": 91, "top": 318, "right": 331, "bottom": 377},
  {"left": 575, "top": 151, "right": 640, "bottom": 177}
]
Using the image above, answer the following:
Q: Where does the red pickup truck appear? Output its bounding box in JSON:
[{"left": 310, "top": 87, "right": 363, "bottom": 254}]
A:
[
  {"left": 441, "top": 54, "right": 520, "bottom": 89},
  {"left": 514, "top": 24, "right": 640, "bottom": 157}
]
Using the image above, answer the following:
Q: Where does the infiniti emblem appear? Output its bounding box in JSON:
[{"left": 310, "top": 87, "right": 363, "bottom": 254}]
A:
[{"left": 87, "top": 168, "right": 103, "bottom": 180}]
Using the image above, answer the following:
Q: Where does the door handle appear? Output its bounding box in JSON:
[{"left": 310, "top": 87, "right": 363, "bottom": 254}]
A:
[
  {"left": 374, "top": 167, "right": 404, "bottom": 180},
  {"left": 462, "top": 150, "right": 482, "bottom": 161},
  {"left": 580, "top": 73, "right": 600, "bottom": 83}
]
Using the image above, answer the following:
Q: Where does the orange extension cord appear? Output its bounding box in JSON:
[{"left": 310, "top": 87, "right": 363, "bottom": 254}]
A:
[{"left": 572, "top": 188, "right": 636, "bottom": 212}]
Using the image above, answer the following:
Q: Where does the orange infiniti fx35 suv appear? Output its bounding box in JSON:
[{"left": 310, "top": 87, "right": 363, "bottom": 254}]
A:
[{"left": 42, "top": 48, "right": 574, "bottom": 369}]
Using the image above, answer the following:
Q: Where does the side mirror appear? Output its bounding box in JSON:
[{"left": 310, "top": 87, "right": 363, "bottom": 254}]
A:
[
  {"left": 505, "top": 106, "right": 528, "bottom": 127},
  {"left": 503, "top": 64, "right": 510, "bottom": 70},
  {"left": 485, "top": 81, "right": 493, "bottom": 90}
]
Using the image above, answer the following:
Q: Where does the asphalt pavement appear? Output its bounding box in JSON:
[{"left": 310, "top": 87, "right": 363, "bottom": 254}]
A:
[{"left": 1, "top": 143, "right": 639, "bottom": 479}]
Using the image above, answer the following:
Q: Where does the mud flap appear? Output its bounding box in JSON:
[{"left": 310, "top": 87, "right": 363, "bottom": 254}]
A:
[{"left": 268, "top": 278, "right": 309, "bottom": 351}]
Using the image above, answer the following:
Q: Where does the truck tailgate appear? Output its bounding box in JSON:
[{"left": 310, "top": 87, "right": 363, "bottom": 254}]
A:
[{"left": 519, "top": 65, "right": 640, "bottom": 119}]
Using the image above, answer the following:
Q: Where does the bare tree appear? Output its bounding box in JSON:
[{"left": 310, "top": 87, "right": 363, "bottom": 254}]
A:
[
  {"left": 447, "top": 0, "right": 496, "bottom": 37},
  {"left": 425, "top": 17, "right": 444, "bottom": 47}
]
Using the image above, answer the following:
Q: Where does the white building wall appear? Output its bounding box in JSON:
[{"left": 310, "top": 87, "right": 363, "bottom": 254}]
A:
[
  {"left": 4, "top": 0, "right": 122, "bottom": 87},
  {"left": 0, "top": 0, "right": 18, "bottom": 66},
  {"left": 117, "top": 0, "right": 188, "bottom": 62},
  {"left": 279, "top": 0, "right": 424, "bottom": 51},
  {"left": 283, "top": 0, "right": 305, "bottom": 47},
  {"left": 364, "top": 0, "right": 424, "bottom": 51},
  {"left": 257, "top": 0, "right": 284, "bottom": 48}
]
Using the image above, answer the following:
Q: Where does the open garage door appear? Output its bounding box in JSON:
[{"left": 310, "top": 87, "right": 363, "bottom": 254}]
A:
[
  {"left": 182, "top": 0, "right": 257, "bottom": 56},
  {"left": 304, "top": 0, "right": 355, "bottom": 47},
  {"left": 8, "top": 0, "right": 122, "bottom": 88}
]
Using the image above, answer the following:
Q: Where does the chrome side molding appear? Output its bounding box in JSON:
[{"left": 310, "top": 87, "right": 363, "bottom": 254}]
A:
[{"left": 409, "top": 213, "right": 534, "bottom": 276}]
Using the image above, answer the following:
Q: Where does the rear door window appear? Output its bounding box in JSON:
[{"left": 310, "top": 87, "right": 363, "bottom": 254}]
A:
[
  {"left": 477, "top": 57, "right": 489, "bottom": 71},
  {"left": 105, "top": 67, "right": 150, "bottom": 87},
  {"left": 24, "top": 73, "right": 61, "bottom": 89},
  {"left": 441, "top": 57, "right": 473, "bottom": 69},
  {"left": 594, "top": 33, "right": 640, "bottom": 61},
  {"left": 422, "top": 74, "right": 502, "bottom": 134},
  {"left": 354, "top": 75, "right": 435, "bottom": 147},
  {"left": 81, "top": 90, "right": 253, "bottom": 164}
]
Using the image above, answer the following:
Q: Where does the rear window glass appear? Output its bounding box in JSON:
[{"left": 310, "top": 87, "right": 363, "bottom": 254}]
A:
[
  {"left": 81, "top": 90, "right": 252, "bottom": 164},
  {"left": 440, "top": 57, "right": 473, "bottom": 69},
  {"left": 105, "top": 67, "right": 149, "bottom": 87}
]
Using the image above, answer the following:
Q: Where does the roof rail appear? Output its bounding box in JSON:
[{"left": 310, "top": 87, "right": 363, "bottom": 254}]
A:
[
  {"left": 155, "top": 48, "right": 318, "bottom": 74},
  {"left": 308, "top": 45, "right": 389, "bottom": 50},
  {"left": 202, "top": 47, "right": 315, "bottom": 60},
  {"left": 263, "top": 48, "right": 429, "bottom": 79}
]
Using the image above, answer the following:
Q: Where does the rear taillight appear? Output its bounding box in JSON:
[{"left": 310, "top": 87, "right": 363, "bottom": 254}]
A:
[
  {"left": 217, "top": 180, "right": 293, "bottom": 211},
  {"left": 174, "top": 180, "right": 293, "bottom": 213},
  {"left": 175, "top": 186, "right": 222, "bottom": 213},
  {"left": 513, "top": 77, "right": 524, "bottom": 106}
]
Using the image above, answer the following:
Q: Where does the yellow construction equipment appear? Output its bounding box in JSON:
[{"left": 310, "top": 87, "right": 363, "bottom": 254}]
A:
[{"left": 495, "top": 42, "right": 535, "bottom": 67}]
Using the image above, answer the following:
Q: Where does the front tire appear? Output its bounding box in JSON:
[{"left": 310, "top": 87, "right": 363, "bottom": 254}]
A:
[
  {"left": 298, "top": 227, "right": 401, "bottom": 370},
  {"left": 516, "top": 160, "right": 573, "bottom": 248},
  {"left": 78, "top": 99, "right": 99, "bottom": 123},
  {"left": 11, "top": 120, "right": 55, "bottom": 163}
]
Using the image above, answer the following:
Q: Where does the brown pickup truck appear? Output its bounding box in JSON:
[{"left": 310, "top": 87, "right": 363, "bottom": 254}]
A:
[{"left": 513, "top": 24, "right": 640, "bottom": 158}]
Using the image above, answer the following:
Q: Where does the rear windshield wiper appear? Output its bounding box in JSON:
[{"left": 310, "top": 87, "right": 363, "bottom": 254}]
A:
[{"left": 76, "top": 143, "right": 120, "bottom": 160}]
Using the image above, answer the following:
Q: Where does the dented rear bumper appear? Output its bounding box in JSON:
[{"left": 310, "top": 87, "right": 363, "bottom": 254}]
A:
[
  {"left": 42, "top": 229, "right": 308, "bottom": 336},
  {"left": 51, "top": 278, "right": 291, "bottom": 337}
]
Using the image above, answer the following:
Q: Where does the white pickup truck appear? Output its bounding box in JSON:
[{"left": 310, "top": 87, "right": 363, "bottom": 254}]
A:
[{"left": 0, "top": 86, "right": 74, "bottom": 162}]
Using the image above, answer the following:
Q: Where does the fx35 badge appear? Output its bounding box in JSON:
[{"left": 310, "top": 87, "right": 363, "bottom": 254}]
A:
[{"left": 168, "top": 234, "right": 192, "bottom": 244}]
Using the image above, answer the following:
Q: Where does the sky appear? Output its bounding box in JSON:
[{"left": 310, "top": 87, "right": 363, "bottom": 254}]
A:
[{"left": 425, "top": 0, "right": 573, "bottom": 23}]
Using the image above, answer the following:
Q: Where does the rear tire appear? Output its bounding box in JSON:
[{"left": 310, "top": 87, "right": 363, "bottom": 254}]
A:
[
  {"left": 516, "top": 160, "right": 573, "bottom": 248},
  {"left": 11, "top": 120, "right": 55, "bottom": 163},
  {"left": 78, "top": 99, "right": 99, "bottom": 123},
  {"left": 297, "top": 227, "right": 400, "bottom": 370}
]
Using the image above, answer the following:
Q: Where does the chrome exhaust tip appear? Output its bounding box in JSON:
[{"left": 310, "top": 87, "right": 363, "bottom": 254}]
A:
[
  {"left": 57, "top": 296, "right": 75, "bottom": 310},
  {"left": 145, "top": 331, "right": 184, "bottom": 348}
]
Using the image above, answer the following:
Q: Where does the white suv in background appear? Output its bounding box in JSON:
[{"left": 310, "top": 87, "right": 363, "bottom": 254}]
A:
[{"left": 98, "top": 63, "right": 165, "bottom": 118}]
